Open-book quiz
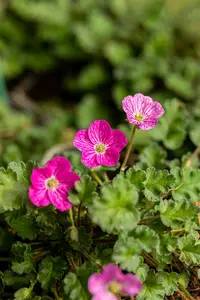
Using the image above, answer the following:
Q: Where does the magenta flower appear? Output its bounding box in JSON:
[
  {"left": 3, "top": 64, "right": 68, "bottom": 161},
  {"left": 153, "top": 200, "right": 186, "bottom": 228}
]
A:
[
  {"left": 122, "top": 93, "right": 164, "bottom": 130},
  {"left": 73, "top": 120, "right": 127, "bottom": 168},
  {"left": 29, "top": 156, "right": 80, "bottom": 211},
  {"left": 88, "top": 264, "right": 142, "bottom": 300}
]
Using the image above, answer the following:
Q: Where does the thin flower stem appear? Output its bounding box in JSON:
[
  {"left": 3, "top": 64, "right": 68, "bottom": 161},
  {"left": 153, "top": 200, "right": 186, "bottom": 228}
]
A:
[
  {"left": 90, "top": 169, "right": 103, "bottom": 186},
  {"left": 185, "top": 145, "right": 200, "bottom": 167},
  {"left": 69, "top": 208, "right": 75, "bottom": 227},
  {"left": 77, "top": 202, "right": 82, "bottom": 226},
  {"left": 138, "top": 215, "right": 160, "bottom": 224},
  {"left": 52, "top": 288, "right": 62, "bottom": 300},
  {"left": 104, "top": 172, "right": 109, "bottom": 182},
  {"left": 177, "top": 289, "right": 189, "bottom": 300},
  {"left": 120, "top": 126, "right": 137, "bottom": 171},
  {"left": 179, "top": 285, "right": 194, "bottom": 300},
  {"left": 81, "top": 249, "right": 102, "bottom": 268},
  {"left": 0, "top": 257, "right": 11, "bottom": 262}
]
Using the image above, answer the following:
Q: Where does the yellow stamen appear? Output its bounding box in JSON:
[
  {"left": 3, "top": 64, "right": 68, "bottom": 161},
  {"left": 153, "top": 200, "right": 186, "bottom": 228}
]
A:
[
  {"left": 95, "top": 143, "right": 106, "bottom": 154},
  {"left": 46, "top": 177, "right": 59, "bottom": 189},
  {"left": 109, "top": 281, "right": 122, "bottom": 294},
  {"left": 135, "top": 112, "right": 143, "bottom": 122}
]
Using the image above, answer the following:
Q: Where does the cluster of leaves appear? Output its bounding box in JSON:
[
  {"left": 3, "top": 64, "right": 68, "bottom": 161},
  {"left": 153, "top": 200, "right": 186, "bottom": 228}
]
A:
[
  {"left": 1, "top": 0, "right": 200, "bottom": 128},
  {"left": 1, "top": 100, "right": 200, "bottom": 299}
]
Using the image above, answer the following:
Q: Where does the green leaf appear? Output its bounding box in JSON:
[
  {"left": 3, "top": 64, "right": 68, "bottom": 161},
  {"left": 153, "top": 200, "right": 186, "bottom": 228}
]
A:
[
  {"left": 69, "top": 175, "right": 97, "bottom": 206},
  {"left": 158, "top": 272, "right": 179, "bottom": 295},
  {"left": 156, "top": 233, "right": 178, "bottom": 268},
  {"left": 4, "top": 271, "right": 29, "bottom": 289},
  {"left": 14, "top": 287, "right": 32, "bottom": 300},
  {"left": 150, "top": 99, "right": 186, "bottom": 150},
  {"left": 144, "top": 167, "right": 174, "bottom": 201},
  {"left": 63, "top": 273, "right": 89, "bottom": 300},
  {"left": 136, "top": 270, "right": 165, "bottom": 300},
  {"left": 0, "top": 161, "right": 36, "bottom": 212},
  {"left": 172, "top": 166, "right": 200, "bottom": 202},
  {"left": 11, "top": 242, "right": 35, "bottom": 274},
  {"left": 113, "top": 226, "right": 158, "bottom": 272},
  {"left": 38, "top": 256, "right": 66, "bottom": 290},
  {"left": 137, "top": 143, "right": 167, "bottom": 169},
  {"left": 6, "top": 211, "right": 37, "bottom": 240},
  {"left": 160, "top": 198, "right": 199, "bottom": 229},
  {"left": 89, "top": 175, "right": 140, "bottom": 233},
  {"left": 178, "top": 234, "right": 200, "bottom": 266},
  {"left": 126, "top": 168, "right": 146, "bottom": 190}
]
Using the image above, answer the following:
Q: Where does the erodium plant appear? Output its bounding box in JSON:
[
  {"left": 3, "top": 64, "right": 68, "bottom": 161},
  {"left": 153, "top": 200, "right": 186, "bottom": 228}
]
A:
[{"left": 0, "top": 93, "right": 200, "bottom": 300}]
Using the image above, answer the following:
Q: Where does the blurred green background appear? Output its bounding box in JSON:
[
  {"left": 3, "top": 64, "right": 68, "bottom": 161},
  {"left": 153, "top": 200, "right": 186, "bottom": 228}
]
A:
[{"left": 1, "top": 0, "right": 200, "bottom": 165}]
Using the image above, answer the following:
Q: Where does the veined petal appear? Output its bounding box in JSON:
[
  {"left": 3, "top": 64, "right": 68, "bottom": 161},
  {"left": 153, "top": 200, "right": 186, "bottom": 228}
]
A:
[
  {"left": 81, "top": 150, "right": 99, "bottom": 168},
  {"left": 121, "top": 274, "right": 142, "bottom": 296},
  {"left": 48, "top": 189, "right": 72, "bottom": 211},
  {"left": 88, "top": 120, "right": 112, "bottom": 144},
  {"left": 29, "top": 186, "right": 50, "bottom": 207},
  {"left": 56, "top": 171, "right": 80, "bottom": 189},
  {"left": 73, "top": 129, "right": 94, "bottom": 150},
  {"left": 45, "top": 156, "right": 72, "bottom": 174},
  {"left": 109, "top": 130, "right": 127, "bottom": 151},
  {"left": 30, "top": 167, "right": 49, "bottom": 189},
  {"left": 138, "top": 118, "right": 158, "bottom": 130},
  {"left": 143, "top": 101, "right": 165, "bottom": 118},
  {"left": 96, "top": 148, "right": 119, "bottom": 166}
]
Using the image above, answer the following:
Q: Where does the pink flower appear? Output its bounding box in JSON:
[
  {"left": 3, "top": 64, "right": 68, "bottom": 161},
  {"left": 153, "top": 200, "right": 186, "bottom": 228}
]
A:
[
  {"left": 122, "top": 93, "right": 164, "bottom": 130},
  {"left": 88, "top": 264, "right": 142, "bottom": 300},
  {"left": 73, "top": 120, "right": 127, "bottom": 168},
  {"left": 29, "top": 156, "right": 80, "bottom": 211}
]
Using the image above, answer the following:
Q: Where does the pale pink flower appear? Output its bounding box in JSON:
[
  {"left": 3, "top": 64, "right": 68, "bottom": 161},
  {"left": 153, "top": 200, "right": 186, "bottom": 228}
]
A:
[
  {"left": 122, "top": 93, "right": 164, "bottom": 130},
  {"left": 29, "top": 156, "right": 80, "bottom": 211},
  {"left": 73, "top": 120, "right": 127, "bottom": 168},
  {"left": 88, "top": 264, "right": 142, "bottom": 300}
]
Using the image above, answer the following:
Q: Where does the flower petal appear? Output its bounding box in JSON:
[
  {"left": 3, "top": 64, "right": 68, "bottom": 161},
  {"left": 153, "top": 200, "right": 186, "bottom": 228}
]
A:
[
  {"left": 56, "top": 171, "right": 80, "bottom": 189},
  {"left": 108, "top": 130, "right": 127, "bottom": 152},
  {"left": 88, "top": 120, "right": 112, "bottom": 144},
  {"left": 45, "top": 156, "right": 72, "bottom": 174},
  {"left": 138, "top": 118, "right": 158, "bottom": 130},
  {"left": 143, "top": 101, "right": 164, "bottom": 118},
  {"left": 81, "top": 150, "right": 99, "bottom": 168},
  {"left": 122, "top": 94, "right": 152, "bottom": 115},
  {"left": 48, "top": 189, "right": 72, "bottom": 211},
  {"left": 102, "top": 264, "right": 123, "bottom": 283},
  {"left": 29, "top": 186, "right": 50, "bottom": 207},
  {"left": 121, "top": 274, "right": 142, "bottom": 296},
  {"left": 88, "top": 274, "right": 105, "bottom": 294},
  {"left": 30, "top": 167, "right": 49, "bottom": 189},
  {"left": 92, "top": 291, "right": 117, "bottom": 300},
  {"left": 73, "top": 129, "right": 94, "bottom": 150},
  {"left": 96, "top": 148, "right": 119, "bottom": 167}
]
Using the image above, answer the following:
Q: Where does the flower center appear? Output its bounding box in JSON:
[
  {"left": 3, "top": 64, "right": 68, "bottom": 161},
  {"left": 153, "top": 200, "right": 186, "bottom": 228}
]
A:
[
  {"left": 46, "top": 177, "right": 59, "bottom": 190},
  {"left": 135, "top": 112, "right": 144, "bottom": 122},
  {"left": 95, "top": 143, "right": 106, "bottom": 154},
  {"left": 108, "top": 281, "right": 122, "bottom": 294}
]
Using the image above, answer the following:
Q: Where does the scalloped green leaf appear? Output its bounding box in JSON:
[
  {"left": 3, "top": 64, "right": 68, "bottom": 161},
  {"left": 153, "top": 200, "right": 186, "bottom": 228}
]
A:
[
  {"left": 63, "top": 273, "right": 89, "bottom": 300},
  {"left": 172, "top": 166, "right": 200, "bottom": 202},
  {"left": 144, "top": 167, "right": 174, "bottom": 201},
  {"left": 69, "top": 175, "right": 97, "bottom": 206},
  {"left": 160, "top": 198, "right": 199, "bottom": 229},
  {"left": 126, "top": 168, "right": 146, "bottom": 190},
  {"left": 11, "top": 242, "right": 35, "bottom": 274},
  {"left": 136, "top": 270, "right": 165, "bottom": 300},
  {"left": 89, "top": 175, "right": 140, "bottom": 233},
  {"left": 38, "top": 256, "right": 66, "bottom": 290},
  {"left": 178, "top": 234, "right": 200, "bottom": 266}
]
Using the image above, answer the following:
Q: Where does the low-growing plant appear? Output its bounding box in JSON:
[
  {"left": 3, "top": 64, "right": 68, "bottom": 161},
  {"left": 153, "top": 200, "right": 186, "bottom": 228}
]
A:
[{"left": 1, "top": 93, "right": 200, "bottom": 300}]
